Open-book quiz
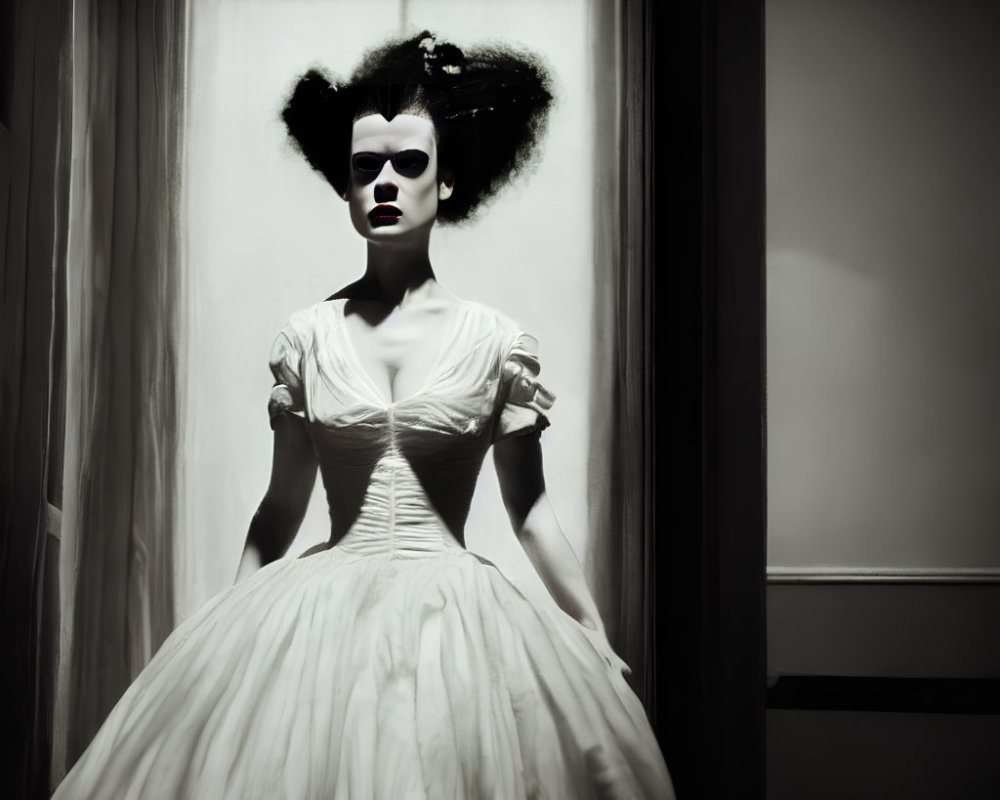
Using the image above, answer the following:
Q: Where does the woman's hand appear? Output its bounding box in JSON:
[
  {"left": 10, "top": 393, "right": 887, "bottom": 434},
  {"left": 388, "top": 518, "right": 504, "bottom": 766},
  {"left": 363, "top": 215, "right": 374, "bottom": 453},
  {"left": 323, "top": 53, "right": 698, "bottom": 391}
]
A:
[
  {"left": 576, "top": 621, "right": 632, "bottom": 678},
  {"left": 494, "top": 435, "right": 624, "bottom": 673}
]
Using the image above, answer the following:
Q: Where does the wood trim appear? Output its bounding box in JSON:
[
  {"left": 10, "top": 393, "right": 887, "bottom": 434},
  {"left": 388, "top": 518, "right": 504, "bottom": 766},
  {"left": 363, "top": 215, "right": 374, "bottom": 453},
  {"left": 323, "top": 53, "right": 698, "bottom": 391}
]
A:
[
  {"left": 768, "top": 567, "right": 1000, "bottom": 585},
  {"left": 767, "top": 675, "right": 1000, "bottom": 715}
]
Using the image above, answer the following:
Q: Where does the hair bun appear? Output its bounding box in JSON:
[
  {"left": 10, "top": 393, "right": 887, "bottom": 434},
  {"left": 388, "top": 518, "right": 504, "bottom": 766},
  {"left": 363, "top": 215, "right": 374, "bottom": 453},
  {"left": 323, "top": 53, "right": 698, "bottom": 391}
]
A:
[{"left": 418, "top": 34, "right": 465, "bottom": 79}]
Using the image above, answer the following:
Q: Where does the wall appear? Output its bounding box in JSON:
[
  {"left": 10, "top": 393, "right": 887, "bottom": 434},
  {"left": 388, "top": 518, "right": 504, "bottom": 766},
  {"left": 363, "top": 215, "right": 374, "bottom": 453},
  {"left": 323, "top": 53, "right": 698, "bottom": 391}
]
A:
[
  {"left": 766, "top": 1, "right": 1000, "bottom": 795},
  {"left": 182, "top": 0, "right": 602, "bottom": 617},
  {"left": 768, "top": 710, "right": 1000, "bottom": 800},
  {"left": 767, "top": 0, "right": 1000, "bottom": 570}
]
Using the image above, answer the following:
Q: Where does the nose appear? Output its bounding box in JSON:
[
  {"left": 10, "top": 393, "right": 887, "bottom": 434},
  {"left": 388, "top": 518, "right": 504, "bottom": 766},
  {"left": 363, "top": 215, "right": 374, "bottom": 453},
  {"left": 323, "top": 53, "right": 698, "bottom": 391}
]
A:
[{"left": 373, "top": 162, "right": 398, "bottom": 203}]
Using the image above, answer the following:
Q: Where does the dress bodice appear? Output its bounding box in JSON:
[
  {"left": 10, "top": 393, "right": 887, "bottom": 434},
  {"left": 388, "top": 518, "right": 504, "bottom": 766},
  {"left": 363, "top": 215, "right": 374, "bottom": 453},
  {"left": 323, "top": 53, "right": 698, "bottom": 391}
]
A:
[{"left": 267, "top": 299, "right": 554, "bottom": 554}]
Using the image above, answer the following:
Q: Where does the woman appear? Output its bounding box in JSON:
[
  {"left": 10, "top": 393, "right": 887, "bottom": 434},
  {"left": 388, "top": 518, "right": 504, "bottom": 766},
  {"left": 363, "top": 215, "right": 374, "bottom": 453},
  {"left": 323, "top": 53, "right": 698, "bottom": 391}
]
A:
[{"left": 54, "top": 32, "right": 674, "bottom": 799}]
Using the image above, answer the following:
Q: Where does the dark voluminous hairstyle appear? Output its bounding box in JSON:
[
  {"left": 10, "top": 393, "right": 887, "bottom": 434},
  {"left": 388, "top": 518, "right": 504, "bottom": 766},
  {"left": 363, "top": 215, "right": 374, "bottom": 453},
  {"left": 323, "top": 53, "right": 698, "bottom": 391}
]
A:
[{"left": 281, "top": 31, "right": 553, "bottom": 223}]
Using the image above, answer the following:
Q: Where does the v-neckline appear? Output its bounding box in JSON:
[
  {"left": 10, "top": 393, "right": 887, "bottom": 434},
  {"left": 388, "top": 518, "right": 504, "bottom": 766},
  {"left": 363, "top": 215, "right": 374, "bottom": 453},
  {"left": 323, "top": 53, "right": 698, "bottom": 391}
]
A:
[{"left": 336, "top": 299, "right": 468, "bottom": 407}]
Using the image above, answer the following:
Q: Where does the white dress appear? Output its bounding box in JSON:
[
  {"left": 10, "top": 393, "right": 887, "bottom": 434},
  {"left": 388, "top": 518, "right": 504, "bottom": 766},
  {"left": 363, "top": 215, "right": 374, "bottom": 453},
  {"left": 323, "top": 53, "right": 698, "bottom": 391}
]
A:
[{"left": 54, "top": 299, "right": 674, "bottom": 799}]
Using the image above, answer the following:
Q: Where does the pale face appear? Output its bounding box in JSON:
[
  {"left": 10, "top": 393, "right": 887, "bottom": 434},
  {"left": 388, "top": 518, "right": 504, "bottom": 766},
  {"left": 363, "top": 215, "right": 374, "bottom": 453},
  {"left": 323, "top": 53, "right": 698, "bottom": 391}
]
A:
[{"left": 347, "top": 113, "right": 454, "bottom": 242}]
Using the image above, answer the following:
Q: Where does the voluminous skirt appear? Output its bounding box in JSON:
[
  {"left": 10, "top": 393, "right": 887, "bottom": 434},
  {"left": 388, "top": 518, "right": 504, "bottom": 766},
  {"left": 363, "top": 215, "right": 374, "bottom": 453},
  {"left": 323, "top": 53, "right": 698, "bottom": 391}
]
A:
[{"left": 56, "top": 547, "right": 674, "bottom": 799}]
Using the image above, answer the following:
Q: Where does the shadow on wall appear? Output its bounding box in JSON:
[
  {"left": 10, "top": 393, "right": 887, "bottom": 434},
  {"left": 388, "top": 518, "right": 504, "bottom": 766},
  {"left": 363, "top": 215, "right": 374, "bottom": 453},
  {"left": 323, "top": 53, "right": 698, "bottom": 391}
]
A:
[{"left": 766, "top": 0, "right": 1000, "bottom": 570}]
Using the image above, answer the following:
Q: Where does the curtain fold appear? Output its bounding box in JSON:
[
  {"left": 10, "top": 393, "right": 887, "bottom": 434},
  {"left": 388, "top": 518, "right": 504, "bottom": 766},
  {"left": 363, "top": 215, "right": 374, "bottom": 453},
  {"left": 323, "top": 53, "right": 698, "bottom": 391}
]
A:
[
  {"left": 617, "top": 0, "right": 656, "bottom": 712},
  {"left": 586, "top": 0, "right": 627, "bottom": 673},
  {"left": 0, "top": 1, "right": 74, "bottom": 796},
  {"left": 586, "top": 0, "right": 655, "bottom": 705},
  {"left": 59, "top": 0, "right": 187, "bottom": 771}
]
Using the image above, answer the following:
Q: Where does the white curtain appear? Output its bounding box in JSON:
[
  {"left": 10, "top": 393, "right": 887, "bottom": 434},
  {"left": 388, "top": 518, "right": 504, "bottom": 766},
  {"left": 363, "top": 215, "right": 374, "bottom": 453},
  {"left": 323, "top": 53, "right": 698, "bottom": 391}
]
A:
[{"left": 55, "top": 0, "right": 187, "bottom": 780}]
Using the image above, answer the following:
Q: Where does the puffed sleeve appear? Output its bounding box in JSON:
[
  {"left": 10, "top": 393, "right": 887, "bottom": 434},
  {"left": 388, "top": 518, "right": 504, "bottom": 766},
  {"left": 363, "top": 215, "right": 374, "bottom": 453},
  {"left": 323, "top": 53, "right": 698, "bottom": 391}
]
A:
[
  {"left": 267, "top": 322, "right": 307, "bottom": 430},
  {"left": 493, "top": 333, "right": 556, "bottom": 441}
]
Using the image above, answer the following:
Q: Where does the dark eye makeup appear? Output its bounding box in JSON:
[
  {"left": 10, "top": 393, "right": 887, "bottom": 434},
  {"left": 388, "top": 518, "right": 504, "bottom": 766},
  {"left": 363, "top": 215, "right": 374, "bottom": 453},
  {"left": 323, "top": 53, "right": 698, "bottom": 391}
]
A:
[{"left": 351, "top": 150, "right": 430, "bottom": 179}]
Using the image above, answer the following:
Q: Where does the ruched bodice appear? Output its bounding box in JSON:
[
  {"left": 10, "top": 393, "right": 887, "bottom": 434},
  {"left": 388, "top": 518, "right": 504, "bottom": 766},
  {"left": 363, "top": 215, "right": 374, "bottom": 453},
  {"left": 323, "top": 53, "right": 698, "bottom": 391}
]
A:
[
  {"left": 334, "top": 444, "right": 467, "bottom": 558},
  {"left": 268, "top": 299, "right": 553, "bottom": 548}
]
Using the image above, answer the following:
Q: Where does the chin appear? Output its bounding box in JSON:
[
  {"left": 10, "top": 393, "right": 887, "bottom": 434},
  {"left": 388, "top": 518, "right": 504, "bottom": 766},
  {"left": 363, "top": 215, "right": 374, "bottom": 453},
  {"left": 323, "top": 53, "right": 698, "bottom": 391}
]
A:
[
  {"left": 364, "top": 219, "right": 436, "bottom": 243},
  {"left": 366, "top": 222, "right": 406, "bottom": 236},
  {"left": 362, "top": 227, "right": 418, "bottom": 246}
]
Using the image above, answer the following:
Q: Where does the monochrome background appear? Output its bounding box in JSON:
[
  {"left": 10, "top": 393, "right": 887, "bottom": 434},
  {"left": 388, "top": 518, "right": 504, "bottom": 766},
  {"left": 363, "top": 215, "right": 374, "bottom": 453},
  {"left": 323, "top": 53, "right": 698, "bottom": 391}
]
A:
[
  {"left": 767, "top": 0, "right": 1000, "bottom": 571},
  {"left": 766, "top": 1, "right": 1000, "bottom": 796}
]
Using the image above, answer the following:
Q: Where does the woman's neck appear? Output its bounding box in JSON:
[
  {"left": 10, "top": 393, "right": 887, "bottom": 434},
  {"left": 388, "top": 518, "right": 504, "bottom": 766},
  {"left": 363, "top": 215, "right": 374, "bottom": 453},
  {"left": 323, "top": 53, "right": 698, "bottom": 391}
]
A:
[{"left": 358, "top": 240, "right": 438, "bottom": 307}]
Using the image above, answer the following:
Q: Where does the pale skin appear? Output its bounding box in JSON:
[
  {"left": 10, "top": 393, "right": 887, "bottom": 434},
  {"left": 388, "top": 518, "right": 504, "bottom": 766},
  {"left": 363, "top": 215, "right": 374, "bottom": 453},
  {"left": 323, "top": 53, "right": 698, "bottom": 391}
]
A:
[{"left": 236, "top": 111, "right": 627, "bottom": 674}]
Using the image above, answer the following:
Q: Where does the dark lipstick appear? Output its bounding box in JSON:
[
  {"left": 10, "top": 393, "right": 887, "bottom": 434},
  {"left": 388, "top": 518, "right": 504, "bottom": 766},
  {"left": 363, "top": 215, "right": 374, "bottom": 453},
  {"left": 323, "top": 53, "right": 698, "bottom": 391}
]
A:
[{"left": 368, "top": 204, "right": 402, "bottom": 226}]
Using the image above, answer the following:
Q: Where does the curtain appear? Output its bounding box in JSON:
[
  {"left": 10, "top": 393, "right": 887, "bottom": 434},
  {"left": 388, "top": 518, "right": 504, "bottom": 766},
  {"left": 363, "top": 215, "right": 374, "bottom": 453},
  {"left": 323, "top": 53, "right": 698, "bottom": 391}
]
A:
[
  {"left": 617, "top": 0, "right": 656, "bottom": 710},
  {"left": 0, "top": 0, "right": 73, "bottom": 796},
  {"left": 57, "top": 0, "right": 188, "bottom": 774},
  {"left": 586, "top": 0, "right": 657, "bottom": 705},
  {"left": 586, "top": 0, "right": 627, "bottom": 669}
]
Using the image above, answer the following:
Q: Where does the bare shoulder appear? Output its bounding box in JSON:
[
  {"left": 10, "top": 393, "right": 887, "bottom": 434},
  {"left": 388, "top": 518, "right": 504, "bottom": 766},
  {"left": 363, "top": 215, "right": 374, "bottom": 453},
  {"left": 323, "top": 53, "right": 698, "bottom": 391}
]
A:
[{"left": 458, "top": 297, "right": 523, "bottom": 339}]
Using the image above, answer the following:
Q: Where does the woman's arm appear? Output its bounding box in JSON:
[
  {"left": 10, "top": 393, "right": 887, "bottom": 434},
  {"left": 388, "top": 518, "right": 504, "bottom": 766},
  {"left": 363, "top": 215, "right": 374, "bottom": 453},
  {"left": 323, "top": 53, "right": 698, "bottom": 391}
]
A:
[
  {"left": 494, "top": 434, "right": 629, "bottom": 676},
  {"left": 235, "top": 414, "right": 318, "bottom": 582},
  {"left": 493, "top": 433, "right": 604, "bottom": 630}
]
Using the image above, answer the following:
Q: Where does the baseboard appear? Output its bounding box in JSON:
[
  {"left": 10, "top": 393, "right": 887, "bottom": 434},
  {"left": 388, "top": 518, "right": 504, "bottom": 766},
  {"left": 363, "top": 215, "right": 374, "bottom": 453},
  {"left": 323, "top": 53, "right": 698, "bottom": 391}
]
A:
[{"left": 767, "top": 675, "right": 1000, "bottom": 714}]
